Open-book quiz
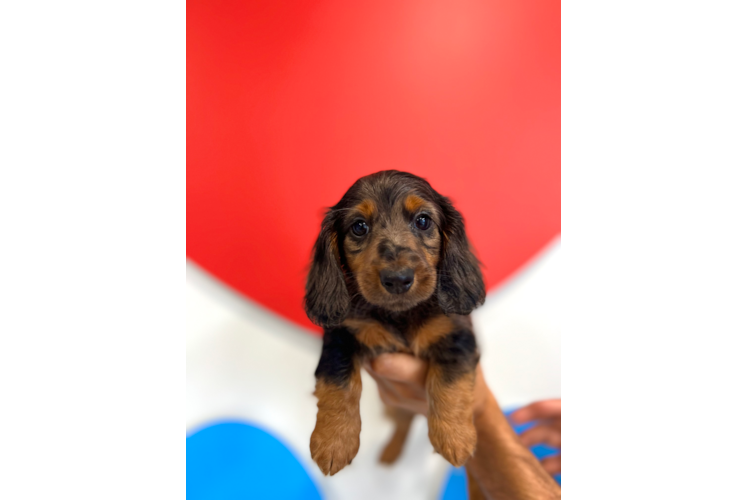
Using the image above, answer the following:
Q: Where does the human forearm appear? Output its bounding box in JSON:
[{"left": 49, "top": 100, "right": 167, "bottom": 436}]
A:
[
  {"left": 467, "top": 392, "right": 561, "bottom": 500},
  {"left": 365, "top": 356, "right": 561, "bottom": 499}
]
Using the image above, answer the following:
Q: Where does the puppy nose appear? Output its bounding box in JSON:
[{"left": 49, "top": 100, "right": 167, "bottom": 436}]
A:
[{"left": 380, "top": 269, "right": 414, "bottom": 294}]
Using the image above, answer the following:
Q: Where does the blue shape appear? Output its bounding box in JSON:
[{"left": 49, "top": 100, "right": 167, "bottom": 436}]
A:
[
  {"left": 187, "top": 420, "right": 322, "bottom": 500},
  {"left": 531, "top": 443, "right": 558, "bottom": 460},
  {"left": 441, "top": 465, "right": 468, "bottom": 500}
]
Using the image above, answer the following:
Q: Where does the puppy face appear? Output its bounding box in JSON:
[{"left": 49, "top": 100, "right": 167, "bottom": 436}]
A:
[
  {"left": 342, "top": 190, "right": 441, "bottom": 312},
  {"left": 304, "top": 170, "right": 485, "bottom": 327}
]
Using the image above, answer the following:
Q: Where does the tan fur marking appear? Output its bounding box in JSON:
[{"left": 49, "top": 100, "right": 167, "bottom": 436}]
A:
[
  {"left": 411, "top": 315, "right": 456, "bottom": 357},
  {"left": 330, "top": 231, "right": 338, "bottom": 250},
  {"left": 379, "top": 406, "right": 415, "bottom": 464},
  {"left": 310, "top": 366, "right": 362, "bottom": 476},
  {"left": 404, "top": 194, "right": 426, "bottom": 214},
  {"left": 424, "top": 248, "right": 440, "bottom": 268},
  {"left": 427, "top": 367, "right": 477, "bottom": 467},
  {"left": 345, "top": 228, "right": 379, "bottom": 283},
  {"left": 343, "top": 318, "right": 407, "bottom": 352},
  {"left": 354, "top": 199, "right": 376, "bottom": 219},
  {"left": 346, "top": 247, "right": 366, "bottom": 273}
]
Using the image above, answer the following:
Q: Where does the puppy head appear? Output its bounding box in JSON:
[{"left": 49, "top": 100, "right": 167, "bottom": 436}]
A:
[{"left": 304, "top": 170, "right": 485, "bottom": 327}]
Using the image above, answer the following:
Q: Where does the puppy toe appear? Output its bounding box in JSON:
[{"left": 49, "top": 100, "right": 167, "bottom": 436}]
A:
[
  {"left": 310, "top": 426, "right": 360, "bottom": 476},
  {"left": 428, "top": 418, "right": 477, "bottom": 467}
]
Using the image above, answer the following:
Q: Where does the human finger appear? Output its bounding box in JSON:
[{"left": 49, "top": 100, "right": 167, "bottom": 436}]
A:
[
  {"left": 510, "top": 399, "right": 561, "bottom": 424},
  {"left": 370, "top": 353, "right": 428, "bottom": 386},
  {"left": 541, "top": 455, "right": 561, "bottom": 475},
  {"left": 518, "top": 424, "right": 561, "bottom": 448}
]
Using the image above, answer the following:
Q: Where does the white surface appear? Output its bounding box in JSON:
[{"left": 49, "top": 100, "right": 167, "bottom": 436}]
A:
[
  {"left": 474, "top": 238, "right": 562, "bottom": 409},
  {"left": 186, "top": 238, "right": 560, "bottom": 500}
]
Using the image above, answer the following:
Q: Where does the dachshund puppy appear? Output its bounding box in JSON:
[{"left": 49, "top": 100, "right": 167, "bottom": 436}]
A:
[{"left": 304, "top": 170, "right": 485, "bottom": 476}]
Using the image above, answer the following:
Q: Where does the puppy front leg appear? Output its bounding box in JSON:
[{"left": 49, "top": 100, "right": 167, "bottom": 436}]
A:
[
  {"left": 425, "top": 328, "right": 480, "bottom": 467},
  {"left": 310, "top": 326, "right": 362, "bottom": 476}
]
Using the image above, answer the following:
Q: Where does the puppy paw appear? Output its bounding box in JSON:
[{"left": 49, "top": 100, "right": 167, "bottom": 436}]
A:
[
  {"left": 310, "top": 416, "right": 361, "bottom": 475},
  {"left": 428, "top": 416, "right": 477, "bottom": 467}
]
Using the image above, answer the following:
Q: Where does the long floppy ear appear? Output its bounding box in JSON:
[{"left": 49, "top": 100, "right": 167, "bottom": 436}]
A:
[
  {"left": 436, "top": 196, "right": 486, "bottom": 315},
  {"left": 304, "top": 210, "right": 350, "bottom": 327}
]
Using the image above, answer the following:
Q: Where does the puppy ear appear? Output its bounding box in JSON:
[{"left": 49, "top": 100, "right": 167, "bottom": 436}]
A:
[
  {"left": 436, "top": 196, "right": 486, "bottom": 315},
  {"left": 304, "top": 210, "right": 350, "bottom": 327}
]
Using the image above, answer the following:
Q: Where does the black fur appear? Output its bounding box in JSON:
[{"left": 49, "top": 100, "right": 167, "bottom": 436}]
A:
[
  {"left": 425, "top": 329, "right": 480, "bottom": 384},
  {"left": 304, "top": 210, "right": 350, "bottom": 327},
  {"left": 435, "top": 194, "right": 486, "bottom": 315},
  {"left": 315, "top": 326, "right": 360, "bottom": 387}
]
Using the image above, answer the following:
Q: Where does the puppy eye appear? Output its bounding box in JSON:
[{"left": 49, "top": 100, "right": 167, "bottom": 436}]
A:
[
  {"left": 415, "top": 215, "right": 432, "bottom": 230},
  {"left": 351, "top": 220, "right": 369, "bottom": 237}
]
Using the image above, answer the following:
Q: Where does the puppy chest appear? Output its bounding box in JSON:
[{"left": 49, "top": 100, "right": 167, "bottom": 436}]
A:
[{"left": 344, "top": 315, "right": 460, "bottom": 358}]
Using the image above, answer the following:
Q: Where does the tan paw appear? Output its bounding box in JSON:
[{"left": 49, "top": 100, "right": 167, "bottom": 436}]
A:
[
  {"left": 428, "top": 417, "right": 477, "bottom": 467},
  {"left": 310, "top": 417, "right": 361, "bottom": 476}
]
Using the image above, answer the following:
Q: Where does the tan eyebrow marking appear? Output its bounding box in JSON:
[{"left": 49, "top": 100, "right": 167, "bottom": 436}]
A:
[
  {"left": 354, "top": 199, "right": 376, "bottom": 219},
  {"left": 404, "top": 194, "right": 426, "bottom": 214}
]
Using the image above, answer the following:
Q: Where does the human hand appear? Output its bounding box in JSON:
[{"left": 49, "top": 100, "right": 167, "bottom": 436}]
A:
[
  {"left": 363, "top": 353, "right": 428, "bottom": 415},
  {"left": 362, "top": 353, "right": 490, "bottom": 417},
  {"left": 365, "top": 354, "right": 561, "bottom": 497},
  {"left": 510, "top": 399, "right": 561, "bottom": 475}
]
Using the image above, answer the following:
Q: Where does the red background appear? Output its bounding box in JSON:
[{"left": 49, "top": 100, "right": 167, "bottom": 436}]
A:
[{"left": 187, "top": 0, "right": 560, "bottom": 333}]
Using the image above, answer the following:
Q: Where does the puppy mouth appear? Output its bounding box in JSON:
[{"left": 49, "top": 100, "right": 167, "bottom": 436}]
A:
[
  {"left": 357, "top": 271, "right": 436, "bottom": 312},
  {"left": 377, "top": 282, "right": 420, "bottom": 310}
]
